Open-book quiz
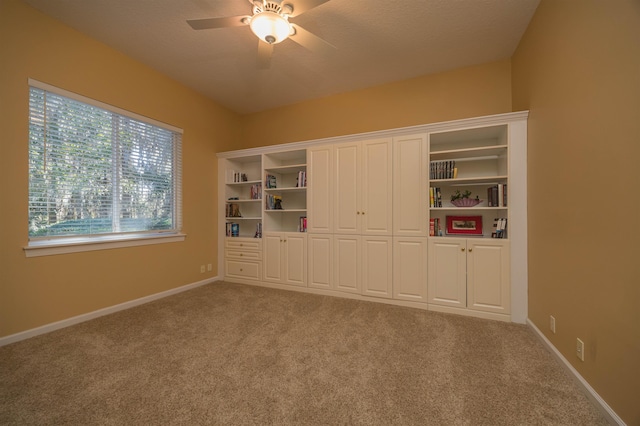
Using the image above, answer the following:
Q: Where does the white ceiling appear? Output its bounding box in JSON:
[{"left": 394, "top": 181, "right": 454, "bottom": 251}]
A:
[{"left": 23, "top": 0, "right": 540, "bottom": 115}]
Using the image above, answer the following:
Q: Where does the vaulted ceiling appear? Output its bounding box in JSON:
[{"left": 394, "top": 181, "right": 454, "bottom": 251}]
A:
[{"left": 23, "top": 0, "right": 540, "bottom": 114}]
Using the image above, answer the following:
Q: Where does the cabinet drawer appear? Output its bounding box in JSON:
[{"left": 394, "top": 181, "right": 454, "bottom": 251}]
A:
[
  {"left": 225, "top": 260, "right": 261, "bottom": 280},
  {"left": 225, "top": 238, "right": 262, "bottom": 251},
  {"left": 226, "top": 250, "right": 262, "bottom": 260}
]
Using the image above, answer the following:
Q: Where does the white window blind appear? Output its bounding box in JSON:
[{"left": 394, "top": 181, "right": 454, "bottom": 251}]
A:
[{"left": 28, "top": 82, "right": 182, "bottom": 241}]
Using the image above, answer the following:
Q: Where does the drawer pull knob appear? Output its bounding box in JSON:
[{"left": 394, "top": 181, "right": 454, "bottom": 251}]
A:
[{"left": 461, "top": 248, "right": 465, "bottom": 252}]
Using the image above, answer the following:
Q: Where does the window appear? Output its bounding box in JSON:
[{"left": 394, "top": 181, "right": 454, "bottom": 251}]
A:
[{"left": 27, "top": 80, "right": 183, "bottom": 255}]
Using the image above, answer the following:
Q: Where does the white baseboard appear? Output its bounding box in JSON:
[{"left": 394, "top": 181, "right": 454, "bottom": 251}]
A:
[
  {"left": 0, "top": 276, "right": 220, "bottom": 347},
  {"left": 527, "top": 319, "right": 625, "bottom": 426}
]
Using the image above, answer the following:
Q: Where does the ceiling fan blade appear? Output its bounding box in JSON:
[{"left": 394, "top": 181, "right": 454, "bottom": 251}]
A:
[
  {"left": 187, "top": 15, "right": 250, "bottom": 30},
  {"left": 287, "top": 0, "right": 331, "bottom": 17},
  {"left": 289, "top": 23, "right": 335, "bottom": 55},
  {"left": 257, "top": 40, "right": 273, "bottom": 69}
]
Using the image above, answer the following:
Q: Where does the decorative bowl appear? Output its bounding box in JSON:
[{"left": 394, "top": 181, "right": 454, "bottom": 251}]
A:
[{"left": 451, "top": 198, "right": 481, "bottom": 207}]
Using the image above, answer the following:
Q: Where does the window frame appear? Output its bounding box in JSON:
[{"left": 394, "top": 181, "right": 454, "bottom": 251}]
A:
[{"left": 25, "top": 79, "right": 185, "bottom": 257}]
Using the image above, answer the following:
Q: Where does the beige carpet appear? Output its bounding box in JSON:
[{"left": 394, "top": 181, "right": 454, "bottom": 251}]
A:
[{"left": 1, "top": 281, "right": 609, "bottom": 425}]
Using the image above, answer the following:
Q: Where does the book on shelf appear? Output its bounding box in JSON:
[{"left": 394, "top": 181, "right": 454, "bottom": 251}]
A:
[
  {"left": 491, "top": 217, "right": 507, "bottom": 238},
  {"left": 299, "top": 216, "right": 307, "bottom": 232},
  {"left": 250, "top": 183, "right": 262, "bottom": 200},
  {"left": 226, "top": 203, "right": 242, "bottom": 218},
  {"left": 254, "top": 222, "right": 262, "bottom": 238},
  {"left": 226, "top": 222, "right": 240, "bottom": 237},
  {"left": 487, "top": 184, "right": 507, "bottom": 207},
  {"left": 296, "top": 171, "right": 307, "bottom": 188},
  {"left": 429, "top": 187, "right": 443, "bottom": 208},
  {"left": 265, "top": 194, "right": 283, "bottom": 210},
  {"left": 228, "top": 170, "right": 248, "bottom": 183},
  {"left": 429, "top": 217, "right": 443, "bottom": 236},
  {"left": 265, "top": 174, "right": 277, "bottom": 189},
  {"left": 502, "top": 184, "right": 507, "bottom": 207},
  {"left": 430, "top": 160, "right": 457, "bottom": 180}
]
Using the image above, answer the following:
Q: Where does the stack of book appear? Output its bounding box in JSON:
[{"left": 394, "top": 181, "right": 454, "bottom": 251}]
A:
[
  {"left": 250, "top": 183, "right": 262, "bottom": 200},
  {"left": 228, "top": 171, "right": 248, "bottom": 183},
  {"left": 429, "top": 218, "right": 443, "bottom": 236},
  {"left": 265, "top": 174, "right": 277, "bottom": 188},
  {"left": 265, "top": 194, "right": 283, "bottom": 210},
  {"left": 492, "top": 218, "right": 507, "bottom": 238},
  {"left": 254, "top": 222, "right": 262, "bottom": 238},
  {"left": 487, "top": 184, "right": 507, "bottom": 207},
  {"left": 430, "top": 161, "right": 457, "bottom": 179},
  {"left": 296, "top": 171, "right": 307, "bottom": 188},
  {"left": 429, "top": 187, "right": 443, "bottom": 208},
  {"left": 225, "top": 203, "right": 241, "bottom": 217},
  {"left": 226, "top": 222, "right": 239, "bottom": 237}
]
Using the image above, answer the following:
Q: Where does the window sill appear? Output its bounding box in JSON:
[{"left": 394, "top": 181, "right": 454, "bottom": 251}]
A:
[{"left": 24, "top": 233, "right": 186, "bottom": 258}]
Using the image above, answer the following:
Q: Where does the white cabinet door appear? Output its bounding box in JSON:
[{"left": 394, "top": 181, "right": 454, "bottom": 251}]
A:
[
  {"left": 308, "top": 234, "right": 333, "bottom": 290},
  {"left": 467, "top": 240, "right": 510, "bottom": 314},
  {"left": 393, "top": 237, "right": 428, "bottom": 302},
  {"left": 264, "top": 232, "right": 306, "bottom": 287},
  {"left": 428, "top": 238, "right": 467, "bottom": 308},
  {"left": 428, "top": 238, "right": 510, "bottom": 314},
  {"left": 283, "top": 233, "right": 307, "bottom": 287},
  {"left": 334, "top": 235, "right": 361, "bottom": 294},
  {"left": 361, "top": 138, "right": 393, "bottom": 236},
  {"left": 334, "top": 142, "right": 360, "bottom": 234},
  {"left": 263, "top": 233, "right": 284, "bottom": 283},
  {"left": 361, "top": 236, "right": 393, "bottom": 298},
  {"left": 393, "top": 134, "right": 428, "bottom": 236},
  {"left": 307, "top": 145, "right": 333, "bottom": 234}
]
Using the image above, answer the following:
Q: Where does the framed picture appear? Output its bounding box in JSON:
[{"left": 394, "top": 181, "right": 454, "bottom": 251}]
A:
[{"left": 446, "top": 215, "right": 483, "bottom": 235}]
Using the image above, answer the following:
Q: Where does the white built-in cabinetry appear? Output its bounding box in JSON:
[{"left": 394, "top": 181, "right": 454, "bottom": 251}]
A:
[
  {"left": 332, "top": 138, "right": 394, "bottom": 298},
  {"left": 428, "top": 238, "right": 510, "bottom": 316},
  {"left": 391, "top": 133, "right": 429, "bottom": 302},
  {"left": 217, "top": 112, "right": 528, "bottom": 323},
  {"left": 334, "top": 139, "right": 393, "bottom": 235},
  {"left": 263, "top": 232, "right": 307, "bottom": 287},
  {"left": 224, "top": 238, "right": 262, "bottom": 281}
]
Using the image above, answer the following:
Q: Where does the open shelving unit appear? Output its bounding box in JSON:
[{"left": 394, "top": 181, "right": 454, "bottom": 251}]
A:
[
  {"left": 428, "top": 124, "right": 509, "bottom": 239},
  {"left": 263, "top": 149, "right": 307, "bottom": 233},
  {"left": 222, "top": 155, "right": 263, "bottom": 238}
]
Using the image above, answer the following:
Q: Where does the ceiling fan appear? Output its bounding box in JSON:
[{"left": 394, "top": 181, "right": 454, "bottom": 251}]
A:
[{"left": 187, "top": 0, "right": 335, "bottom": 68}]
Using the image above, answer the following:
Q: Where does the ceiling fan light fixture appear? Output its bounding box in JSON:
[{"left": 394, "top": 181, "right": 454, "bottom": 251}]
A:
[{"left": 249, "top": 11, "right": 291, "bottom": 44}]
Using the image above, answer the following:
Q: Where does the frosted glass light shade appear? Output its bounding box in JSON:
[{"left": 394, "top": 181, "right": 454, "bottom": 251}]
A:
[{"left": 249, "top": 11, "right": 291, "bottom": 44}]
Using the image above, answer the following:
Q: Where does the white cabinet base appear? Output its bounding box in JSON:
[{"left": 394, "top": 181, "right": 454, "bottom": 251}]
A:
[{"left": 393, "top": 237, "right": 428, "bottom": 302}]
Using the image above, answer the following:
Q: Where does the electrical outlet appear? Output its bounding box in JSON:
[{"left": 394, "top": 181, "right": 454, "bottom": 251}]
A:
[
  {"left": 550, "top": 315, "right": 556, "bottom": 334},
  {"left": 576, "top": 338, "right": 585, "bottom": 361},
  {"left": 207, "top": 263, "right": 212, "bottom": 272},
  {"left": 200, "top": 265, "right": 205, "bottom": 273}
]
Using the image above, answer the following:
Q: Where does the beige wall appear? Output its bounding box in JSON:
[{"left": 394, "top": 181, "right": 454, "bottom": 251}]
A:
[
  {"left": 512, "top": 0, "right": 640, "bottom": 423},
  {"left": 0, "top": 0, "right": 241, "bottom": 337},
  {"left": 239, "top": 60, "right": 512, "bottom": 149}
]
